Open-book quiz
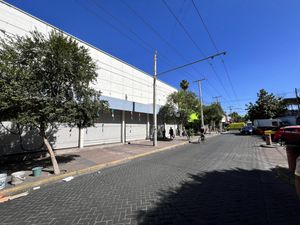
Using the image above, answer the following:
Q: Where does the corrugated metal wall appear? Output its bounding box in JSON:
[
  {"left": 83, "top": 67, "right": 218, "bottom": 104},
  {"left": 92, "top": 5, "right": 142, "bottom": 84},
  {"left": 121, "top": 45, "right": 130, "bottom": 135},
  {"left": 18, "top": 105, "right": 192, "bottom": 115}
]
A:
[{"left": 84, "top": 111, "right": 122, "bottom": 146}]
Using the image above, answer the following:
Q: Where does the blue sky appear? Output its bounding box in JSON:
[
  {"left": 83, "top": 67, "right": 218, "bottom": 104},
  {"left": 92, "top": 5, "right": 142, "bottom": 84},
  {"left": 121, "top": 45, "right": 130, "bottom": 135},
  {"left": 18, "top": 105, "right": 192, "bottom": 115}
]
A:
[{"left": 5, "top": 0, "right": 300, "bottom": 115}]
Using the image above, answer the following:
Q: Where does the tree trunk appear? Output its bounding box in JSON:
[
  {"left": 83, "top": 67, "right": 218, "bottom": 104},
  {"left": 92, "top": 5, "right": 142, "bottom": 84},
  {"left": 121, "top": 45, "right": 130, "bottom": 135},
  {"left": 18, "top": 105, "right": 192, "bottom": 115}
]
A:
[
  {"left": 40, "top": 124, "right": 60, "bottom": 175},
  {"left": 43, "top": 136, "right": 60, "bottom": 175}
]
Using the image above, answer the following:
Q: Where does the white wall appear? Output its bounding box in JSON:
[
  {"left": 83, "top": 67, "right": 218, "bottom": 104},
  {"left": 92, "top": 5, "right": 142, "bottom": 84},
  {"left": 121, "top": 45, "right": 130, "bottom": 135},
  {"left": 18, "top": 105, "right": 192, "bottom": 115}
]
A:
[{"left": 0, "top": 2, "right": 177, "bottom": 107}]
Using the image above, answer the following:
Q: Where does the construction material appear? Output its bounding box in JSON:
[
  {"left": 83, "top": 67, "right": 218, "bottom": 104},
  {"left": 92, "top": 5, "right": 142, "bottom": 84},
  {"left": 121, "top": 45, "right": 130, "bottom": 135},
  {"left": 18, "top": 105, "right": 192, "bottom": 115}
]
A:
[{"left": 11, "top": 171, "right": 26, "bottom": 185}]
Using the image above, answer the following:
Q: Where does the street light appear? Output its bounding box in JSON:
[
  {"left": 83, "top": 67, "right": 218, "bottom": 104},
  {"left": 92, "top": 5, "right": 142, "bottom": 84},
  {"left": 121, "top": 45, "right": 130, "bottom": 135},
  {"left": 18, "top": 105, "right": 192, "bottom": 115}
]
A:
[{"left": 153, "top": 51, "right": 226, "bottom": 146}]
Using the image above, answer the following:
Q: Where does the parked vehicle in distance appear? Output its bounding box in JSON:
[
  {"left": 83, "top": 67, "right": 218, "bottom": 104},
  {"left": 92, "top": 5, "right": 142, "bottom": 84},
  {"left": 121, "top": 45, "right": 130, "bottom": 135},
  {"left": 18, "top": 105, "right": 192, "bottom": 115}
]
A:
[
  {"left": 227, "top": 122, "right": 245, "bottom": 131},
  {"left": 281, "top": 126, "right": 300, "bottom": 145},
  {"left": 253, "top": 119, "right": 281, "bottom": 128},
  {"left": 240, "top": 126, "right": 253, "bottom": 135}
]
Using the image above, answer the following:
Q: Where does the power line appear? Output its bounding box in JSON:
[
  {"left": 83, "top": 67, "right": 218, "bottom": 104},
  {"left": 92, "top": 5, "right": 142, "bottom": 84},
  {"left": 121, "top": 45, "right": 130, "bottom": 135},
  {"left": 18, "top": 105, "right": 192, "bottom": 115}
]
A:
[
  {"left": 119, "top": 0, "right": 203, "bottom": 82},
  {"left": 86, "top": 0, "right": 197, "bottom": 84},
  {"left": 191, "top": 0, "right": 237, "bottom": 99},
  {"left": 0, "top": 18, "right": 29, "bottom": 33},
  {"left": 157, "top": 51, "right": 226, "bottom": 76},
  {"left": 120, "top": 0, "right": 229, "bottom": 100},
  {"left": 162, "top": 0, "right": 231, "bottom": 100},
  {"left": 76, "top": 0, "right": 152, "bottom": 60}
]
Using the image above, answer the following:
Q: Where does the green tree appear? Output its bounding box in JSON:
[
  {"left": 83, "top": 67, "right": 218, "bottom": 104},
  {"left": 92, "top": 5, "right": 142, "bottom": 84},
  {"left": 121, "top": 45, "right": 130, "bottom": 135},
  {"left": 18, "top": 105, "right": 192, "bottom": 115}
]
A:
[
  {"left": 0, "top": 31, "right": 108, "bottom": 174},
  {"left": 158, "top": 103, "right": 177, "bottom": 124},
  {"left": 229, "top": 112, "right": 244, "bottom": 122},
  {"left": 246, "top": 89, "right": 287, "bottom": 121},
  {"left": 203, "top": 103, "right": 224, "bottom": 128},
  {"left": 180, "top": 79, "right": 189, "bottom": 91},
  {"left": 167, "top": 90, "right": 201, "bottom": 127}
]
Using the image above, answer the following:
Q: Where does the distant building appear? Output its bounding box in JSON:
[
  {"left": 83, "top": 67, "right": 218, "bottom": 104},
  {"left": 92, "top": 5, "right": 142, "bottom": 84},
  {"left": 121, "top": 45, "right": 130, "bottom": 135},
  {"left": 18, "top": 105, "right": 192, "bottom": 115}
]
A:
[{"left": 0, "top": 2, "right": 177, "bottom": 155}]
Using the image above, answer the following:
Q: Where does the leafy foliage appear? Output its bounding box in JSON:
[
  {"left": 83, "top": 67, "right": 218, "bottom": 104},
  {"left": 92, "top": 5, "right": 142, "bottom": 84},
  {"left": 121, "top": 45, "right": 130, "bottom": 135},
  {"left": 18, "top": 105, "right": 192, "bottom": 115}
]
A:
[
  {"left": 203, "top": 103, "right": 224, "bottom": 126},
  {"left": 0, "top": 31, "right": 108, "bottom": 131},
  {"left": 0, "top": 31, "right": 108, "bottom": 174},
  {"left": 229, "top": 112, "right": 245, "bottom": 122},
  {"left": 166, "top": 90, "right": 201, "bottom": 126},
  {"left": 180, "top": 79, "right": 189, "bottom": 91},
  {"left": 246, "top": 89, "right": 287, "bottom": 121},
  {"left": 157, "top": 103, "right": 177, "bottom": 124}
]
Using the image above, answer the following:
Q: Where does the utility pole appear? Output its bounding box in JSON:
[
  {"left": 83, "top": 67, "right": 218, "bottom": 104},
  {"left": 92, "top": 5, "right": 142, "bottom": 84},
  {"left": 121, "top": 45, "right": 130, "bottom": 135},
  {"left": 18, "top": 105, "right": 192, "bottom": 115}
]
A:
[
  {"left": 295, "top": 88, "right": 300, "bottom": 112},
  {"left": 153, "top": 51, "right": 157, "bottom": 146},
  {"left": 228, "top": 106, "right": 233, "bottom": 115},
  {"left": 213, "top": 96, "right": 222, "bottom": 104},
  {"left": 152, "top": 51, "right": 226, "bottom": 146},
  {"left": 194, "top": 78, "right": 206, "bottom": 128}
]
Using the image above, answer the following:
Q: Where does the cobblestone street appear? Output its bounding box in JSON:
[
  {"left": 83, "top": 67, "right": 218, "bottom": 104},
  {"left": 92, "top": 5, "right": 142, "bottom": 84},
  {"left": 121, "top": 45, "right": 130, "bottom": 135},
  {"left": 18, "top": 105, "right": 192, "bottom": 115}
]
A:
[{"left": 1, "top": 133, "right": 300, "bottom": 225}]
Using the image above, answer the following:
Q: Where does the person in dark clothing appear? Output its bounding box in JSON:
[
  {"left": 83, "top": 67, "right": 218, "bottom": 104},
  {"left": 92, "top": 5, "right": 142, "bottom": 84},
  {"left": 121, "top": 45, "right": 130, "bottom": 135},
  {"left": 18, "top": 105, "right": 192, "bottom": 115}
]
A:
[
  {"left": 162, "top": 128, "right": 166, "bottom": 139},
  {"left": 169, "top": 127, "right": 174, "bottom": 139},
  {"left": 199, "top": 127, "right": 205, "bottom": 142}
]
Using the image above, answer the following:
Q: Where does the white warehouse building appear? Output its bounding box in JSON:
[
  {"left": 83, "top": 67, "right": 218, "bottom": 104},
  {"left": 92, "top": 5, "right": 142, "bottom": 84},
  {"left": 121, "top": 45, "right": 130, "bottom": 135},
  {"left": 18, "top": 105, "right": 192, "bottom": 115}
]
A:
[{"left": 0, "top": 1, "right": 177, "bottom": 155}]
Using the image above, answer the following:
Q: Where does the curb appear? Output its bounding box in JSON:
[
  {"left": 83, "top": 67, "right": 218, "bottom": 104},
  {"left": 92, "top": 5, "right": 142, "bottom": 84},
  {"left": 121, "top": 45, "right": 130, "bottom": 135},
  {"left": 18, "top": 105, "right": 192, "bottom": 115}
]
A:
[
  {"left": 260, "top": 144, "right": 279, "bottom": 148},
  {"left": 0, "top": 138, "right": 196, "bottom": 196}
]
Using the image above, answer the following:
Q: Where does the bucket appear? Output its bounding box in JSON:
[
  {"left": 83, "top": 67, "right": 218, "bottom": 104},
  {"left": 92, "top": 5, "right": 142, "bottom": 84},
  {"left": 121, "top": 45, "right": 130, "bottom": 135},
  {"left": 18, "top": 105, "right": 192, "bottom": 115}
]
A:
[
  {"left": 32, "top": 167, "right": 43, "bottom": 177},
  {"left": 11, "top": 171, "right": 26, "bottom": 185},
  {"left": 0, "top": 173, "right": 7, "bottom": 190}
]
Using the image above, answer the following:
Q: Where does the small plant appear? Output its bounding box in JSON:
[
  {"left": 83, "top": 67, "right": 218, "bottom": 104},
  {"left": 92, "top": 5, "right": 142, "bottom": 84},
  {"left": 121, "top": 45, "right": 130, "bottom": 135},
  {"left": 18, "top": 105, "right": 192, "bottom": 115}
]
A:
[{"left": 187, "top": 128, "right": 194, "bottom": 137}]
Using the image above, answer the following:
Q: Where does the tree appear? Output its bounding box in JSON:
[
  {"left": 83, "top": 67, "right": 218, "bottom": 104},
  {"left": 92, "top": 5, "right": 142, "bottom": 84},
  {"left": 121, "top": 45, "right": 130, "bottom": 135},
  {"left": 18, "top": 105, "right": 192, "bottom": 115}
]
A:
[
  {"left": 167, "top": 90, "right": 201, "bottom": 127},
  {"left": 246, "top": 89, "right": 287, "bottom": 121},
  {"left": 157, "top": 103, "right": 177, "bottom": 125},
  {"left": 180, "top": 79, "right": 189, "bottom": 91},
  {"left": 203, "top": 103, "right": 224, "bottom": 128},
  {"left": 0, "top": 31, "right": 108, "bottom": 174},
  {"left": 229, "top": 112, "right": 244, "bottom": 122}
]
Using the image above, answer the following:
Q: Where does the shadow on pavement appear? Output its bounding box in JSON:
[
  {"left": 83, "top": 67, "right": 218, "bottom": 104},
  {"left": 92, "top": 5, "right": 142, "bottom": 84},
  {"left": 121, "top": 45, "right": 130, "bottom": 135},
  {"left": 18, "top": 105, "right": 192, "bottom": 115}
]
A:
[
  {"left": 0, "top": 154, "right": 80, "bottom": 175},
  {"left": 136, "top": 168, "right": 300, "bottom": 225}
]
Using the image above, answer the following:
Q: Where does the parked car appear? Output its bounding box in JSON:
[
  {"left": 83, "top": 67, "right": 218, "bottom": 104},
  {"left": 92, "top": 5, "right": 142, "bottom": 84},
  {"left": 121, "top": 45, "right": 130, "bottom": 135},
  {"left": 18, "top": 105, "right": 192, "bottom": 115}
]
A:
[
  {"left": 240, "top": 126, "right": 253, "bottom": 135},
  {"left": 281, "top": 126, "right": 300, "bottom": 145},
  {"left": 273, "top": 127, "right": 284, "bottom": 142}
]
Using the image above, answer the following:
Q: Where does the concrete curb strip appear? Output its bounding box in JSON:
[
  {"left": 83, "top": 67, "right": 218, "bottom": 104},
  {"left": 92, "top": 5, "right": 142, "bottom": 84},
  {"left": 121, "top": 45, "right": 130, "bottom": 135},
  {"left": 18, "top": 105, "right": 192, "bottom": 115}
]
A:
[{"left": 0, "top": 138, "right": 196, "bottom": 196}]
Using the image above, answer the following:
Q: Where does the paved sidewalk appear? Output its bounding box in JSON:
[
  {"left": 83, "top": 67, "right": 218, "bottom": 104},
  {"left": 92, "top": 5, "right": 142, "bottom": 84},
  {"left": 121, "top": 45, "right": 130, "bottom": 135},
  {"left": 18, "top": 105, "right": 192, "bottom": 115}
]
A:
[
  {"left": 0, "top": 133, "right": 217, "bottom": 195},
  {"left": 256, "top": 141, "right": 288, "bottom": 169}
]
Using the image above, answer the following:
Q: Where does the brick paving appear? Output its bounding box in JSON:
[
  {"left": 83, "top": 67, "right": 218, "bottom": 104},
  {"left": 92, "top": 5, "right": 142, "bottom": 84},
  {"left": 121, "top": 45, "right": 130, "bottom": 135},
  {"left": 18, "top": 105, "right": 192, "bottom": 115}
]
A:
[{"left": 1, "top": 133, "right": 300, "bottom": 225}]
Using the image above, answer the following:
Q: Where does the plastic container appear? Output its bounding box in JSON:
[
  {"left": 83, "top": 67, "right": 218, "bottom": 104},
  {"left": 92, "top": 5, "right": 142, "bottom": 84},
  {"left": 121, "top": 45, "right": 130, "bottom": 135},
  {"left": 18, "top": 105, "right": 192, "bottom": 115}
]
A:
[
  {"left": 11, "top": 171, "right": 26, "bottom": 185},
  {"left": 0, "top": 173, "right": 7, "bottom": 190},
  {"left": 32, "top": 167, "right": 43, "bottom": 177}
]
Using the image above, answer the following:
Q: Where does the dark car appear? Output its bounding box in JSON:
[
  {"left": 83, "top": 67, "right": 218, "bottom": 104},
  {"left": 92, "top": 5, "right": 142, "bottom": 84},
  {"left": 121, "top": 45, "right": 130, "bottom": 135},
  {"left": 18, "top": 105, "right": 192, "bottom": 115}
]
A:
[
  {"left": 240, "top": 126, "right": 253, "bottom": 135},
  {"left": 281, "top": 126, "right": 300, "bottom": 145}
]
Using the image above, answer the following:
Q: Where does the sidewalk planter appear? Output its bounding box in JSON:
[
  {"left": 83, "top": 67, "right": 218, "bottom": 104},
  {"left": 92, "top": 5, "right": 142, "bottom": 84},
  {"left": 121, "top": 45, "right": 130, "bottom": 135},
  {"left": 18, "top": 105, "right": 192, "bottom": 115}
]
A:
[
  {"left": 32, "top": 167, "right": 43, "bottom": 177},
  {"left": 0, "top": 173, "right": 7, "bottom": 190},
  {"left": 11, "top": 171, "right": 26, "bottom": 185}
]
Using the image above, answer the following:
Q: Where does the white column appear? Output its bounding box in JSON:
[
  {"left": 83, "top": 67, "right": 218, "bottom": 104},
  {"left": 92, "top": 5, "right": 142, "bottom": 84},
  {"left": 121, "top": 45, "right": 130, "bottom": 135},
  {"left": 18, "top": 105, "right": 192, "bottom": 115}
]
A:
[
  {"left": 121, "top": 110, "right": 125, "bottom": 143},
  {"left": 146, "top": 113, "right": 150, "bottom": 139},
  {"left": 78, "top": 127, "right": 85, "bottom": 149}
]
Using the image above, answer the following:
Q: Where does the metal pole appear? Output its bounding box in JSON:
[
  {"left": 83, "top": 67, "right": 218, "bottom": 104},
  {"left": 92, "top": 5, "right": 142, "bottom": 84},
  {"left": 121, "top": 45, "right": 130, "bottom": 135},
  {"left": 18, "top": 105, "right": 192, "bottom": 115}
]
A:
[
  {"left": 194, "top": 79, "right": 205, "bottom": 128},
  {"left": 153, "top": 51, "right": 157, "bottom": 146},
  {"left": 213, "top": 96, "right": 222, "bottom": 104}
]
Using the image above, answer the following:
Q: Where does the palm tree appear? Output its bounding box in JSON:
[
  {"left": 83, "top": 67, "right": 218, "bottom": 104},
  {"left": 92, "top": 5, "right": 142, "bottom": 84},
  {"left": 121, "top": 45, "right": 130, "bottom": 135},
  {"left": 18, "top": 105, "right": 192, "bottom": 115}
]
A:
[{"left": 180, "top": 80, "right": 189, "bottom": 91}]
